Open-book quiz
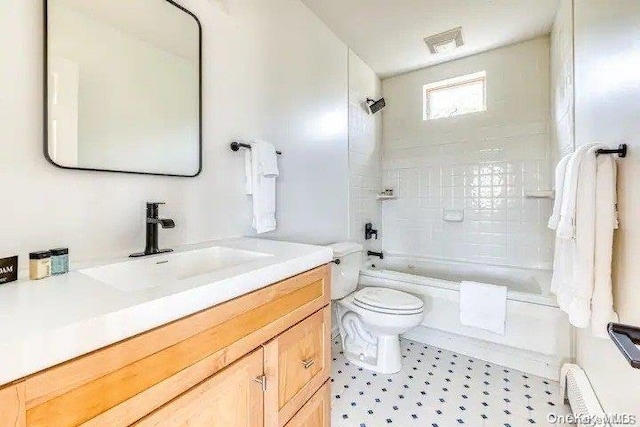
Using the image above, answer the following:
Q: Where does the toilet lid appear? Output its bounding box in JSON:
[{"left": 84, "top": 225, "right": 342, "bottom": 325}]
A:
[{"left": 353, "top": 287, "right": 424, "bottom": 314}]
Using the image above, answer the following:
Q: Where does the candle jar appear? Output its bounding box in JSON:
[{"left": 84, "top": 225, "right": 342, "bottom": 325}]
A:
[
  {"left": 50, "top": 248, "right": 69, "bottom": 275},
  {"left": 29, "top": 251, "right": 52, "bottom": 280}
]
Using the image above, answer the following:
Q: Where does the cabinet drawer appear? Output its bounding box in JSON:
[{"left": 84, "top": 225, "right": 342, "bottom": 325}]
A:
[
  {"left": 284, "top": 381, "right": 330, "bottom": 427},
  {"left": 133, "top": 349, "right": 264, "bottom": 427},
  {"left": 264, "top": 306, "right": 331, "bottom": 427}
]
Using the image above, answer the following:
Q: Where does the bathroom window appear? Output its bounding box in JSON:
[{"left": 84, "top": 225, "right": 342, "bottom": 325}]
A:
[{"left": 423, "top": 71, "right": 486, "bottom": 120}]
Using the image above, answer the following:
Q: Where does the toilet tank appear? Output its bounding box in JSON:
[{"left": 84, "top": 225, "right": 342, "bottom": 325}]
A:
[{"left": 328, "top": 242, "right": 363, "bottom": 300}]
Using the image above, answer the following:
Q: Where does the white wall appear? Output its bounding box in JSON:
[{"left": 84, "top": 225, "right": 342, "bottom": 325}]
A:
[
  {"left": 0, "top": 0, "right": 349, "bottom": 265},
  {"left": 573, "top": 0, "right": 640, "bottom": 418},
  {"left": 381, "top": 38, "right": 554, "bottom": 269},
  {"left": 348, "top": 51, "right": 383, "bottom": 252},
  {"left": 550, "top": 0, "right": 575, "bottom": 167}
]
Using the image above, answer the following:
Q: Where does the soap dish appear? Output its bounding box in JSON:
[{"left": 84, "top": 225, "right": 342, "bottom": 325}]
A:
[
  {"left": 377, "top": 190, "right": 397, "bottom": 200},
  {"left": 524, "top": 190, "right": 555, "bottom": 199}
]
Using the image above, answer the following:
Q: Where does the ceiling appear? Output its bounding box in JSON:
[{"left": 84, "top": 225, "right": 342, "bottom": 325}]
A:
[{"left": 301, "top": 0, "right": 560, "bottom": 79}]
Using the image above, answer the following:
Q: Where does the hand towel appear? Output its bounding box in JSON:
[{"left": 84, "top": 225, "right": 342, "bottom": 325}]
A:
[
  {"left": 590, "top": 152, "right": 619, "bottom": 337},
  {"left": 548, "top": 154, "right": 572, "bottom": 230},
  {"left": 460, "top": 281, "right": 508, "bottom": 335},
  {"left": 557, "top": 143, "right": 599, "bottom": 240},
  {"left": 249, "top": 141, "right": 279, "bottom": 234},
  {"left": 254, "top": 140, "right": 279, "bottom": 177}
]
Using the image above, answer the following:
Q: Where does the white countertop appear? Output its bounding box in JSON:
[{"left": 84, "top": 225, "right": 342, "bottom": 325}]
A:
[{"left": 0, "top": 238, "right": 333, "bottom": 386}]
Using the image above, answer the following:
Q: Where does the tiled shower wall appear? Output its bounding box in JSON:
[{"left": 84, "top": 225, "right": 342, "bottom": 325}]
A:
[
  {"left": 381, "top": 38, "right": 554, "bottom": 269},
  {"left": 348, "top": 51, "right": 383, "bottom": 252}
]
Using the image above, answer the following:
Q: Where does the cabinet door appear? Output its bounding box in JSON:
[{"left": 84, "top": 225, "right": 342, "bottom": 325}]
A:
[
  {"left": 264, "top": 307, "right": 331, "bottom": 427},
  {"left": 0, "top": 383, "right": 25, "bottom": 427},
  {"left": 284, "top": 381, "right": 330, "bottom": 427},
  {"left": 133, "top": 349, "right": 264, "bottom": 427}
]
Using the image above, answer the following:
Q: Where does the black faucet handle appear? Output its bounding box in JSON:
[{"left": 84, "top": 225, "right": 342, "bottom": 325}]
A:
[
  {"left": 147, "top": 202, "right": 166, "bottom": 207},
  {"left": 160, "top": 219, "right": 176, "bottom": 229}
]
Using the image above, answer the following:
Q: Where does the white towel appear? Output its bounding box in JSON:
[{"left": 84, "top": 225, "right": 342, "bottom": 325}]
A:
[
  {"left": 244, "top": 149, "right": 253, "bottom": 195},
  {"left": 548, "top": 154, "right": 572, "bottom": 230},
  {"left": 556, "top": 143, "right": 599, "bottom": 240},
  {"left": 249, "top": 141, "right": 279, "bottom": 234},
  {"left": 459, "top": 281, "right": 508, "bottom": 335},
  {"left": 254, "top": 140, "right": 279, "bottom": 177},
  {"left": 568, "top": 144, "right": 604, "bottom": 327},
  {"left": 551, "top": 236, "right": 574, "bottom": 308},
  {"left": 550, "top": 143, "right": 619, "bottom": 334},
  {"left": 590, "top": 152, "right": 619, "bottom": 337},
  {"left": 549, "top": 154, "right": 573, "bottom": 299},
  {"left": 550, "top": 147, "right": 594, "bottom": 303}
]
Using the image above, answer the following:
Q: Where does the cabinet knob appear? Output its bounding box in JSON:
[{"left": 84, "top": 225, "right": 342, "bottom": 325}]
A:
[{"left": 302, "top": 359, "right": 315, "bottom": 369}]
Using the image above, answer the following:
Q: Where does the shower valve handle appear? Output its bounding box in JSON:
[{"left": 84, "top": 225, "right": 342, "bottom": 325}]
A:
[{"left": 365, "top": 223, "right": 378, "bottom": 240}]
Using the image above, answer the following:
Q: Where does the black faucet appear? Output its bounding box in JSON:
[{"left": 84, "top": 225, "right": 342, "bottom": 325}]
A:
[
  {"left": 365, "top": 223, "right": 378, "bottom": 240},
  {"left": 130, "top": 202, "right": 176, "bottom": 258}
]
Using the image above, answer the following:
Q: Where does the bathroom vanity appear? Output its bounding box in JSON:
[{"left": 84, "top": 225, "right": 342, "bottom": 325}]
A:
[{"left": 0, "top": 239, "right": 333, "bottom": 427}]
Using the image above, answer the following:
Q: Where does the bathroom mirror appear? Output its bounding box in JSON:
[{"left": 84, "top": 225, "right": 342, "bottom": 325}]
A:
[{"left": 45, "top": 0, "right": 202, "bottom": 177}]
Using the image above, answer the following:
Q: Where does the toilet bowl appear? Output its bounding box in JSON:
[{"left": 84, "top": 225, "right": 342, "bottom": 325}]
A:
[{"left": 329, "top": 243, "right": 425, "bottom": 374}]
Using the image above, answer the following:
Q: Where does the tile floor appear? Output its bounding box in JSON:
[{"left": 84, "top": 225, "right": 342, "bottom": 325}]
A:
[{"left": 331, "top": 337, "right": 574, "bottom": 427}]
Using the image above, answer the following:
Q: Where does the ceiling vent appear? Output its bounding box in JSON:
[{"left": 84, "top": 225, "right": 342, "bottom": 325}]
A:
[{"left": 424, "top": 27, "right": 464, "bottom": 54}]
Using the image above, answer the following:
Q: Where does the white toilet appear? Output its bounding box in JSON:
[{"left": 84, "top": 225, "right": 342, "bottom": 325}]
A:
[{"left": 329, "top": 242, "right": 425, "bottom": 374}]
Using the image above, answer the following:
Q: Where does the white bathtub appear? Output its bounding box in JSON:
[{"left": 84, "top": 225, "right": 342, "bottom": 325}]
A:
[{"left": 359, "top": 255, "right": 571, "bottom": 380}]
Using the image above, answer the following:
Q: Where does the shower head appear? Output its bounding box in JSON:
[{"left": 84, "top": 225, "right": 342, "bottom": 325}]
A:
[{"left": 367, "top": 98, "right": 386, "bottom": 115}]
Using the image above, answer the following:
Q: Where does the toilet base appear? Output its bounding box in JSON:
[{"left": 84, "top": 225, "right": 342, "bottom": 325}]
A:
[
  {"left": 335, "top": 291, "right": 425, "bottom": 375},
  {"left": 341, "top": 334, "right": 403, "bottom": 374}
]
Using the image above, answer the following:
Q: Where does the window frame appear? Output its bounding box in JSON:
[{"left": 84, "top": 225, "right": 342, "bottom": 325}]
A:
[{"left": 423, "top": 71, "right": 487, "bottom": 121}]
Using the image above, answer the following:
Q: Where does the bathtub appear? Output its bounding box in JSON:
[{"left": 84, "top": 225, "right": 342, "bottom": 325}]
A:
[{"left": 359, "top": 254, "right": 571, "bottom": 380}]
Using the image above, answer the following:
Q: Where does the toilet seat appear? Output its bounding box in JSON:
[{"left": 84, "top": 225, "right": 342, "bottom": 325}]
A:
[{"left": 353, "top": 287, "right": 424, "bottom": 315}]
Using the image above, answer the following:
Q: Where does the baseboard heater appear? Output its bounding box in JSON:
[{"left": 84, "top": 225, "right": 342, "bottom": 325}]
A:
[{"left": 561, "top": 364, "right": 609, "bottom": 426}]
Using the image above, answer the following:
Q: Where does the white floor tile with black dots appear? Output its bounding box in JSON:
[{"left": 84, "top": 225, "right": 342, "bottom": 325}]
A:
[{"left": 331, "top": 337, "right": 574, "bottom": 427}]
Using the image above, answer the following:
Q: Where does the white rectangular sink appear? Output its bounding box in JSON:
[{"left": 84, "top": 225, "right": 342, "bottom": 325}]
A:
[{"left": 80, "top": 246, "right": 271, "bottom": 292}]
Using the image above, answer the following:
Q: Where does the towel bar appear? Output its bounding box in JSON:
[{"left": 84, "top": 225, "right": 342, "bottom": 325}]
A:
[
  {"left": 596, "top": 144, "right": 627, "bottom": 158},
  {"left": 608, "top": 322, "right": 640, "bottom": 369},
  {"left": 230, "top": 142, "right": 282, "bottom": 155}
]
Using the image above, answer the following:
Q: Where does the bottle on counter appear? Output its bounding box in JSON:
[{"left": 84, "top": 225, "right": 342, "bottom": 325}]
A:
[
  {"left": 50, "top": 248, "right": 69, "bottom": 275},
  {"left": 29, "top": 251, "right": 52, "bottom": 280}
]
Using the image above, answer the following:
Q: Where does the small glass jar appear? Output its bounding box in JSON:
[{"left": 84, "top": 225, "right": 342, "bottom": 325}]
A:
[
  {"left": 50, "top": 248, "right": 69, "bottom": 275},
  {"left": 29, "top": 251, "right": 52, "bottom": 280}
]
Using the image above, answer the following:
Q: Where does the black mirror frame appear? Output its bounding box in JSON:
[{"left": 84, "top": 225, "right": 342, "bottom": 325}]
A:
[{"left": 43, "top": 0, "right": 203, "bottom": 178}]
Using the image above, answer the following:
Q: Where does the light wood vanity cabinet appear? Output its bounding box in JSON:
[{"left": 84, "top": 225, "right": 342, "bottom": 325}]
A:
[{"left": 0, "top": 265, "right": 331, "bottom": 427}]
